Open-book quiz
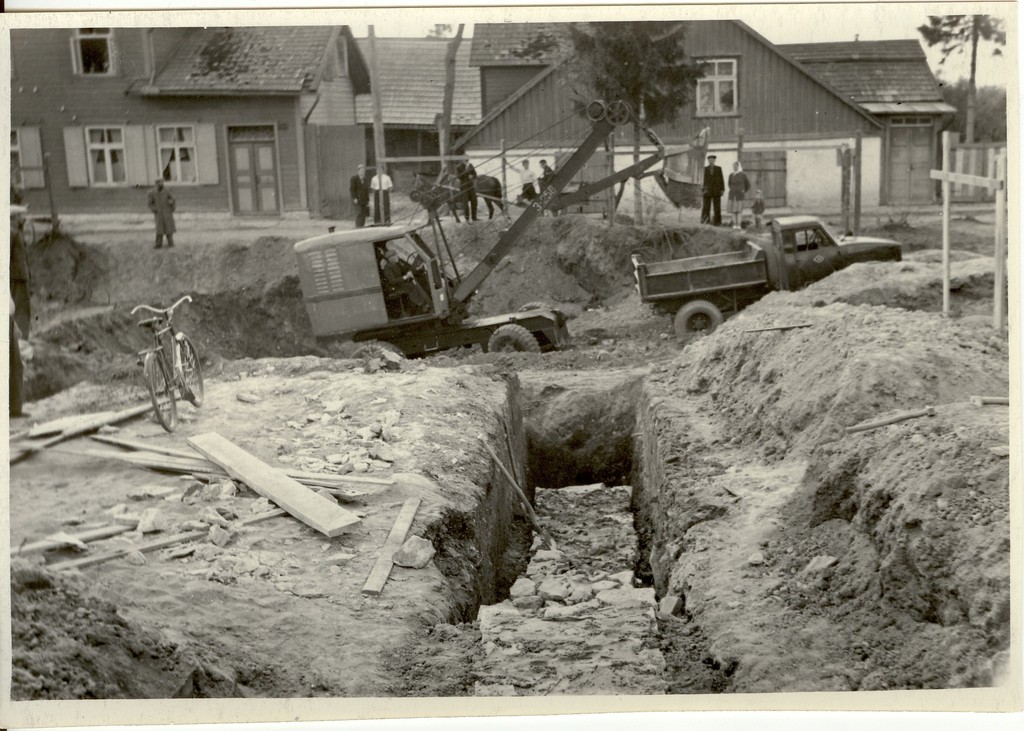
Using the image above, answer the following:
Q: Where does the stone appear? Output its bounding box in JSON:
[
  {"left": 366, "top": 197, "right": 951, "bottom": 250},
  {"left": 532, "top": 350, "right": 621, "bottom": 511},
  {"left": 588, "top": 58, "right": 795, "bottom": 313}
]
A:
[
  {"left": 124, "top": 550, "right": 147, "bottom": 566},
  {"left": 609, "top": 570, "right": 635, "bottom": 587},
  {"left": 801, "top": 555, "right": 838, "bottom": 574},
  {"left": 208, "top": 525, "right": 233, "bottom": 547},
  {"left": 128, "top": 484, "right": 178, "bottom": 501},
  {"left": 591, "top": 580, "right": 619, "bottom": 593},
  {"left": 542, "top": 601, "right": 597, "bottom": 620},
  {"left": 659, "top": 595, "right": 683, "bottom": 616},
  {"left": 509, "top": 577, "right": 537, "bottom": 599},
  {"left": 201, "top": 508, "right": 230, "bottom": 529},
  {"left": 323, "top": 400, "right": 346, "bottom": 414},
  {"left": 164, "top": 545, "right": 196, "bottom": 560},
  {"left": 320, "top": 552, "right": 356, "bottom": 566},
  {"left": 596, "top": 587, "right": 654, "bottom": 609},
  {"left": 179, "top": 520, "right": 210, "bottom": 532},
  {"left": 369, "top": 443, "right": 395, "bottom": 462},
  {"left": 511, "top": 595, "right": 545, "bottom": 611},
  {"left": 989, "top": 446, "right": 1010, "bottom": 457},
  {"left": 532, "top": 549, "right": 564, "bottom": 563},
  {"left": 392, "top": 536, "right": 435, "bottom": 569},
  {"left": 218, "top": 481, "right": 238, "bottom": 499},
  {"left": 936, "top": 497, "right": 949, "bottom": 510},
  {"left": 537, "top": 577, "right": 571, "bottom": 602},
  {"left": 236, "top": 392, "right": 261, "bottom": 404},
  {"left": 325, "top": 453, "right": 347, "bottom": 465},
  {"left": 136, "top": 508, "right": 167, "bottom": 534},
  {"left": 566, "top": 581, "right": 594, "bottom": 604},
  {"left": 747, "top": 551, "right": 766, "bottom": 566},
  {"left": 250, "top": 498, "right": 276, "bottom": 514}
]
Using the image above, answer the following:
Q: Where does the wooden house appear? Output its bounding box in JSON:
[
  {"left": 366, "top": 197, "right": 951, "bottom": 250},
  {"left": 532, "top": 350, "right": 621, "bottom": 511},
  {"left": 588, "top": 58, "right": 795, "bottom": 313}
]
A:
[
  {"left": 456, "top": 21, "right": 952, "bottom": 211},
  {"left": 10, "top": 26, "right": 370, "bottom": 219}
]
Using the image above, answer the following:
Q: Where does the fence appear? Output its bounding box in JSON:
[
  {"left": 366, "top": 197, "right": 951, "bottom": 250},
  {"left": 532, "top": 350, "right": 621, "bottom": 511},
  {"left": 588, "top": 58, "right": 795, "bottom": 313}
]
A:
[{"left": 949, "top": 142, "right": 1007, "bottom": 202}]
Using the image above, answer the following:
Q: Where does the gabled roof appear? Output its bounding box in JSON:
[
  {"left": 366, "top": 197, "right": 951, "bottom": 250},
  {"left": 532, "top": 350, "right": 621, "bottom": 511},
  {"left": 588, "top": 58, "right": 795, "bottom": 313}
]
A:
[
  {"left": 355, "top": 38, "right": 481, "bottom": 128},
  {"left": 469, "top": 23, "right": 567, "bottom": 66},
  {"left": 781, "top": 39, "right": 945, "bottom": 103},
  {"left": 149, "top": 26, "right": 359, "bottom": 95}
]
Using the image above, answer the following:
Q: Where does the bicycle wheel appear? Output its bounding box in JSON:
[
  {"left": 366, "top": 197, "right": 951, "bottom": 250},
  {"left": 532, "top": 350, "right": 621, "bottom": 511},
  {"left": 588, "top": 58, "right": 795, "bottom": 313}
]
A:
[
  {"left": 143, "top": 352, "right": 178, "bottom": 432},
  {"left": 177, "top": 334, "right": 204, "bottom": 407}
]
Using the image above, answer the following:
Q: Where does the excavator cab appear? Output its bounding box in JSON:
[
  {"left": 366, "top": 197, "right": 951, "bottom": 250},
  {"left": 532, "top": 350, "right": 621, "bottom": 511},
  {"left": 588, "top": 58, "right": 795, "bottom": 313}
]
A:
[{"left": 294, "top": 225, "right": 448, "bottom": 339}]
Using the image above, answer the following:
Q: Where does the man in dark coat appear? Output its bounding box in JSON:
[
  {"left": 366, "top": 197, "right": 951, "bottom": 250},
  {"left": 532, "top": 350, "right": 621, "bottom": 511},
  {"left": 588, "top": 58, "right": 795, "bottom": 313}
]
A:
[
  {"left": 10, "top": 207, "right": 31, "bottom": 337},
  {"left": 701, "top": 154, "right": 725, "bottom": 226},
  {"left": 147, "top": 179, "right": 176, "bottom": 248},
  {"left": 456, "top": 162, "right": 478, "bottom": 222},
  {"left": 350, "top": 163, "right": 370, "bottom": 228},
  {"left": 380, "top": 248, "right": 430, "bottom": 317}
]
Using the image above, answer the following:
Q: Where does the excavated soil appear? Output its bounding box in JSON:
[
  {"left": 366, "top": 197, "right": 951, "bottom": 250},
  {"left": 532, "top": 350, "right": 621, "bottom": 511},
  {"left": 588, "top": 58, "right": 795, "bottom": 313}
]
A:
[{"left": 7, "top": 210, "right": 1014, "bottom": 707}]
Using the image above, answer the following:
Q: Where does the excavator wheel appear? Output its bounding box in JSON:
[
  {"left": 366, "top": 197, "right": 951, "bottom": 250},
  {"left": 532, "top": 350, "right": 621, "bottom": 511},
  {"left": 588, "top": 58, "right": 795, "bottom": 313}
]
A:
[
  {"left": 673, "top": 299, "right": 724, "bottom": 342},
  {"left": 607, "top": 100, "right": 632, "bottom": 126},
  {"left": 487, "top": 324, "right": 542, "bottom": 354}
]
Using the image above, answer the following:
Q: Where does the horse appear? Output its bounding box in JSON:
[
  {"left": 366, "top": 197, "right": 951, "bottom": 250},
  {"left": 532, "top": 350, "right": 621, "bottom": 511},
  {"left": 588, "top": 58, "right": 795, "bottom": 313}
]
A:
[{"left": 473, "top": 175, "right": 504, "bottom": 219}]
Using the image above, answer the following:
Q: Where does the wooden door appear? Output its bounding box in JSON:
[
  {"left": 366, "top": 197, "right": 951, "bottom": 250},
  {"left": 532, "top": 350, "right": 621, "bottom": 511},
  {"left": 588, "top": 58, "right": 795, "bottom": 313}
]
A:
[
  {"left": 228, "top": 126, "right": 279, "bottom": 215},
  {"left": 888, "top": 119, "right": 934, "bottom": 204},
  {"left": 742, "top": 150, "right": 787, "bottom": 208},
  {"left": 313, "top": 125, "right": 366, "bottom": 219}
]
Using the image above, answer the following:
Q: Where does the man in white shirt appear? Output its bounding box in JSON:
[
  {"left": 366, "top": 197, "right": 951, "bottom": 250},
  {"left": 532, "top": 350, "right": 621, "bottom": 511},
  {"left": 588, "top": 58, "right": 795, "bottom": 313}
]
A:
[
  {"left": 518, "top": 160, "right": 537, "bottom": 202},
  {"left": 370, "top": 169, "right": 394, "bottom": 224}
]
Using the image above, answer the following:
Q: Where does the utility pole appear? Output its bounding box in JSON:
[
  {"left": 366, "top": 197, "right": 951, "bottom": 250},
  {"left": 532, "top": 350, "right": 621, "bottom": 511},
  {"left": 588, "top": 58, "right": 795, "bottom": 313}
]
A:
[
  {"left": 853, "top": 131, "right": 863, "bottom": 235},
  {"left": 438, "top": 24, "right": 464, "bottom": 181},
  {"left": 367, "top": 26, "right": 387, "bottom": 181}
]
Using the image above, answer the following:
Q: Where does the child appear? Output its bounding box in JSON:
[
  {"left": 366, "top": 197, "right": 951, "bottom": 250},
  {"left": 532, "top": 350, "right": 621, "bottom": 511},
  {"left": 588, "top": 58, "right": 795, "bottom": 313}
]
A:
[{"left": 751, "top": 189, "right": 766, "bottom": 229}]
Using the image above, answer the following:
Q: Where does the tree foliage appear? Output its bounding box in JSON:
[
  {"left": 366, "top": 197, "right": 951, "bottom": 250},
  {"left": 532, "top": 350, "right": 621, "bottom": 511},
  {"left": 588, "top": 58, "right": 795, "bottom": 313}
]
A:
[
  {"left": 427, "top": 24, "right": 453, "bottom": 39},
  {"left": 940, "top": 79, "right": 1006, "bottom": 142},
  {"left": 566, "top": 22, "right": 703, "bottom": 125},
  {"left": 918, "top": 15, "right": 1005, "bottom": 65}
]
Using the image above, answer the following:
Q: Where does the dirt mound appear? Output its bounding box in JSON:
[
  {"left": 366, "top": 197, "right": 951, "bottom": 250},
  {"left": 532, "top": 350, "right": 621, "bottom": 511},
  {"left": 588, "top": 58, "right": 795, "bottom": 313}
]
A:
[
  {"left": 660, "top": 284, "right": 1008, "bottom": 459},
  {"left": 451, "top": 215, "right": 746, "bottom": 316},
  {"left": 28, "top": 234, "right": 110, "bottom": 308},
  {"left": 10, "top": 562, "right": 245, "bottom": 699}
]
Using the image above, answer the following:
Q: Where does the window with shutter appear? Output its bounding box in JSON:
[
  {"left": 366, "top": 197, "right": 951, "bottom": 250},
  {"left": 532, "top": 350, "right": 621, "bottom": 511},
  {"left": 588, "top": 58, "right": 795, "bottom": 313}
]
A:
[
  {"left": 72, "top": 28, "right": 115, "bottom": 75},
  {"left": 16, "top": 127, "right": 46, "bottom": 189},
  {"left": 63, "top": 127, "right": 89, "bottom": 188},
  {"left": 156, "top": 125, "right": 198, "bottom": 184},
  {"left": 85, "top": 127, "right": 128, "bottom": 186},
  {"left": 195, "top": 124, "right": 220, "bottom": 185}
]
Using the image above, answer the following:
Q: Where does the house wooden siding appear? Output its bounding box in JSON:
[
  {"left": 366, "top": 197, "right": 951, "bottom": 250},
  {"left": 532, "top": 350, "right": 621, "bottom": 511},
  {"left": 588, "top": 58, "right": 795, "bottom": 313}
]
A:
[
  {"left": 481, "top": 66, "right": 545, "bottom": 115},
  {"left": 9, "top": 27, "right": 354, "bottom": 216},
  {"left": 305, "top": 78, "right": 358, "bottom": 126}
]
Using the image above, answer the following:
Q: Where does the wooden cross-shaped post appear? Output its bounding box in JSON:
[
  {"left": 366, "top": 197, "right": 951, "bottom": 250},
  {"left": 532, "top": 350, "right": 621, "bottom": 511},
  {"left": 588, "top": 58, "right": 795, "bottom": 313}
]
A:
[{"left": 929, "top": 131, "right": 1007, "bottom": 335}]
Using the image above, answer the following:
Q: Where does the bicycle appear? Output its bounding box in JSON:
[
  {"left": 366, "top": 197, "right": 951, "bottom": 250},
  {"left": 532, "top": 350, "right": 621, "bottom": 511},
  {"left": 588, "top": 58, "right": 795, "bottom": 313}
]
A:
[{"left": 131, "top": 295, "right": 204, "bottom": 432}]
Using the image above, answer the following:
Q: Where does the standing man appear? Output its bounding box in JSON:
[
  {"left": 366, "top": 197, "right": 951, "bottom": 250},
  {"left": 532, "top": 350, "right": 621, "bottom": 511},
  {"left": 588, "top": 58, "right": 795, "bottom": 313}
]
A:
[
  {"left": 456, "top": 161, "right": 479, "bottom": 222},
  {"left": 370, "top": 168, "right": 394, "bottom": 224},
  {"left": 518, "top": 160, "right": 538, "bottom": 203},
  {"left": 10, "top": 205, "right": 31, "bottom": 338},
  {"left": 147, "top": 179, "right": 176, "bottom": 248},
  {"left": 538, "top": 159, "right": 555, "bottom": 192},
  {"left": 701, "top": 154, "right": 725, "bottom": 226},
  {"left": 350, "top": 163, "right": 370, "bottom": 228}
]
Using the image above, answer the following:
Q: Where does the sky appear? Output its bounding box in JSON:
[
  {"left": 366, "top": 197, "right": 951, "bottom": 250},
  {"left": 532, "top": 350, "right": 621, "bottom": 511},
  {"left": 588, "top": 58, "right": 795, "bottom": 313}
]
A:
[{"left": 3, "top": 1, "right": 1015, "bottom": 86}]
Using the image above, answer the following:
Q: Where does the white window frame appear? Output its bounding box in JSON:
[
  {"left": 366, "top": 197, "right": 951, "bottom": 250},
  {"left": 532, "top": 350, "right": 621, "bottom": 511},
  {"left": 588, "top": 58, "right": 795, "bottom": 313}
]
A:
[
  {"left": 10, "top": 129, "right": 23, "bottom": 189},
  {"left": 696, "top": 58, "right": 738, "bottom": 117},
  {"left": 157, "top": 125, "right": 199, "bottom": 185},
  {"left": 85, "top": 126, "right": 128, "bottom": 186},
  {"left": 72, "top": 28, "right": 116, "bottom": 76}
]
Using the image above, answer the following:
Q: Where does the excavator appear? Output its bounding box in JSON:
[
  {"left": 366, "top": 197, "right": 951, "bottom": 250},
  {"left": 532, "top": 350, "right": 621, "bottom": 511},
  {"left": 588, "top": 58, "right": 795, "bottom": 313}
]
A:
[{"left": 293, "top": 100, "right": 704, "bottom": 357}]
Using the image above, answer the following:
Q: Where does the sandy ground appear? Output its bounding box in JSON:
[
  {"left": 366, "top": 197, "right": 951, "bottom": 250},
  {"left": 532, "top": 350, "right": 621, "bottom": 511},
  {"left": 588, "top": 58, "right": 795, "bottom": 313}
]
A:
[{"left": 7, "top": 204, "right": 1015, "bottom": 704}]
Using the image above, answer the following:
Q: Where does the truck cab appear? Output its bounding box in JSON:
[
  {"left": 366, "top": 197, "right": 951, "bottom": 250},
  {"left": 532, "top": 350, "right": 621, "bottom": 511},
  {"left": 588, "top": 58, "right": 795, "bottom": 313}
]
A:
[
  {"left": 294, "top": 225, "right": 449, "bottom": 340},
  {"left": 772, "top": 215, "right": 902, "bottom": 289}
]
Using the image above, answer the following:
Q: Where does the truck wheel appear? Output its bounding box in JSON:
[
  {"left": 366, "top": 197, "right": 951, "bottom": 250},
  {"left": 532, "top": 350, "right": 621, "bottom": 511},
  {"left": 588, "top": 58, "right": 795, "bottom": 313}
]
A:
[
  {"left": 488, "top": 324, "right": 541, "bottom": 353},
  {"left": 674, "top": 300, "right": 724, "bottom": 341}
]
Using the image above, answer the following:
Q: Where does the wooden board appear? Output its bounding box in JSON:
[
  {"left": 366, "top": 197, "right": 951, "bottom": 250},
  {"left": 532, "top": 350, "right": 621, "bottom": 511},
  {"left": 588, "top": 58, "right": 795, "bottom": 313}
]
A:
[
  {"left": 361, "top": 497, "right": 421, "bottom": 596},
  {"left": 51, "top": 508, "right": 287, "bottom": 572},
  {"left": 15, "top": 524, "right": 133, "bottom": 556},
  {"left": 90, "top": 434, "right": 199, "bottom": 460},
  {"left": 11, "top": 403, "right": 154, "bottom": 464},
  {"left": 188, "top": 432, "right": 361, "bottom": 538},
  {"left": 29, "top": 412, "right": 117, "bottom": 438}
]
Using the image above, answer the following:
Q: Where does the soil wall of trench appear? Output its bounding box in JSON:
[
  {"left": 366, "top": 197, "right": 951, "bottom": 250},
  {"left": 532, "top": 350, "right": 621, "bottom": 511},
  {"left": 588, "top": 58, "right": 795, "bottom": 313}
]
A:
[{"left": 632, "top": 277, "right": 1012, "bottom": 692}]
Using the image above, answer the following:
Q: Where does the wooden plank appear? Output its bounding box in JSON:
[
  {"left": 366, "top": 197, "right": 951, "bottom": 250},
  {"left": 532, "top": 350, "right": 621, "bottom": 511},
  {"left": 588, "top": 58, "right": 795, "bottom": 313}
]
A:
[
  {"left": 929, "top": 169, "right": 1003, "bottom": 190},
  {"left": 846, "top": 406, "right": 936, "bottom": 434},
  {"left": 11, "top": 403, "right": 153, "bottom": 464},
  {"left": 188, "top": 432, "right": 361, "bottom": 538},
  {"left": 50, "top": 509, "right": 287, "bottom": 572},
  {"left": 970, "top": 396, "right": 1010, "bottom": 407},
  {"left": 29, "top": 412, "right": 117, "bottom": 438},
  {"left": 90, "top": 434, "right": 199, "bottom": 460},
  {"left": 15, "top": 524, "right": 134, "bottom": 556},
  {"left": 362, "top": 497, "right": 420, "bottom": 596},
  {"left": 743, "top": 323, "right": 814, "bottom": 333}
]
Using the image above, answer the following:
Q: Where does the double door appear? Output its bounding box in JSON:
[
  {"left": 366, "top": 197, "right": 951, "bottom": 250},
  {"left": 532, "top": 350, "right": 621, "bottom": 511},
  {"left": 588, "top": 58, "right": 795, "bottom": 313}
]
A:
[{"left": 228, "top": 126, "right": 279, "bottom": 214}]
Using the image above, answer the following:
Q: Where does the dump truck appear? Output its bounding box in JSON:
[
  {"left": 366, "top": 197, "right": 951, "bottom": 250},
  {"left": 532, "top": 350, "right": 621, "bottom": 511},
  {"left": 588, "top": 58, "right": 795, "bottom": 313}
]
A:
[
  {"left": 294, "top": 100, "right": 702, "bottom": 357},
  {"left": 631, "top": 215, "right": 902, "bottom": 339}
]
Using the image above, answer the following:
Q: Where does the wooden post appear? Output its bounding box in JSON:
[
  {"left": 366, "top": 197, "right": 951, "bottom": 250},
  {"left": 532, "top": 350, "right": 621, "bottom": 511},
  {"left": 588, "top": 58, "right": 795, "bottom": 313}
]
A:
[
  {"left": 853, "top": 131, "right": 862, "bottom": 235},
  {"left": 500, "top": 138, "right": 510, "bottom": 221},
  {"left": 367, "top": 27, "right": 387, "bottom": 182},
  {"left": 941, "top": 131, "right": 952, "bottom": 317},
  {"left": 840, "top": 146, "right": 852, "bottom": 234},
  {"left": 43, "top": 153, "right": 59, "bottom": 233},
  {"left": 993, "top": 150, "right": 1007, "bottom": 335},
  {"left": 606, "top": 132, "right": 615, "bottom": 226}
]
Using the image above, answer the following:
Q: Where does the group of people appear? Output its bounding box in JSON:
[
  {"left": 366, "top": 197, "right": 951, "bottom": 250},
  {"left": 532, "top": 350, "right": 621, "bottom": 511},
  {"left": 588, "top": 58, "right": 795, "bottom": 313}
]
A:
[
  {"left": 701, "top": 154, "right": 766, "bottom": 230},
  {"left": 349, "top": 164, "right": 394, "bottom": 228},
  {"left": 516, "top": 159, "right": 555, "bottom": 204}
]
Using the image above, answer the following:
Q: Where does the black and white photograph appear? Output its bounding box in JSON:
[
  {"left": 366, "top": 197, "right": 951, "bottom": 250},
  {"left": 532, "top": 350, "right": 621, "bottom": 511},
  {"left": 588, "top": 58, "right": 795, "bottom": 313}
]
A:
[{"left": 2, "top": 1, "right": 1020, "bottom": 728}]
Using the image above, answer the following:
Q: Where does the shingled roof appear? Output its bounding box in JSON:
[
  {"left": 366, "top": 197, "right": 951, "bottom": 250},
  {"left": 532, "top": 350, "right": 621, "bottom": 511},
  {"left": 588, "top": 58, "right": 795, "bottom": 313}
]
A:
[
  {"left": 355, "top": 38, "right": 481, "bottom": 128},
  {"left": 151, "top": 26, "right": 341, "bottom": 94},
  {"left": 469, "top": 23, "right": 568, "bottom": 66},
  {"left": 781, "top": 39, "right": 945, "bottom": 103}
]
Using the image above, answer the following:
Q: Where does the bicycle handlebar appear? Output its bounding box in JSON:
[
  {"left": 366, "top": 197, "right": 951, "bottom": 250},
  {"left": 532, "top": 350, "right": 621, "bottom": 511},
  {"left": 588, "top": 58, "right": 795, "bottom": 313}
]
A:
[{"left": 131, "top": 294, "right": 193, "bottom": 318}]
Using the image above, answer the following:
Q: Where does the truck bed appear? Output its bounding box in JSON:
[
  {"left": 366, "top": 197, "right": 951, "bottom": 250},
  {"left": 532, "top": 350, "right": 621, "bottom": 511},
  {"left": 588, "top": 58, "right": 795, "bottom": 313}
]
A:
[{"left": 633, "top": 242, "right": 769, "bottom": 301}]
